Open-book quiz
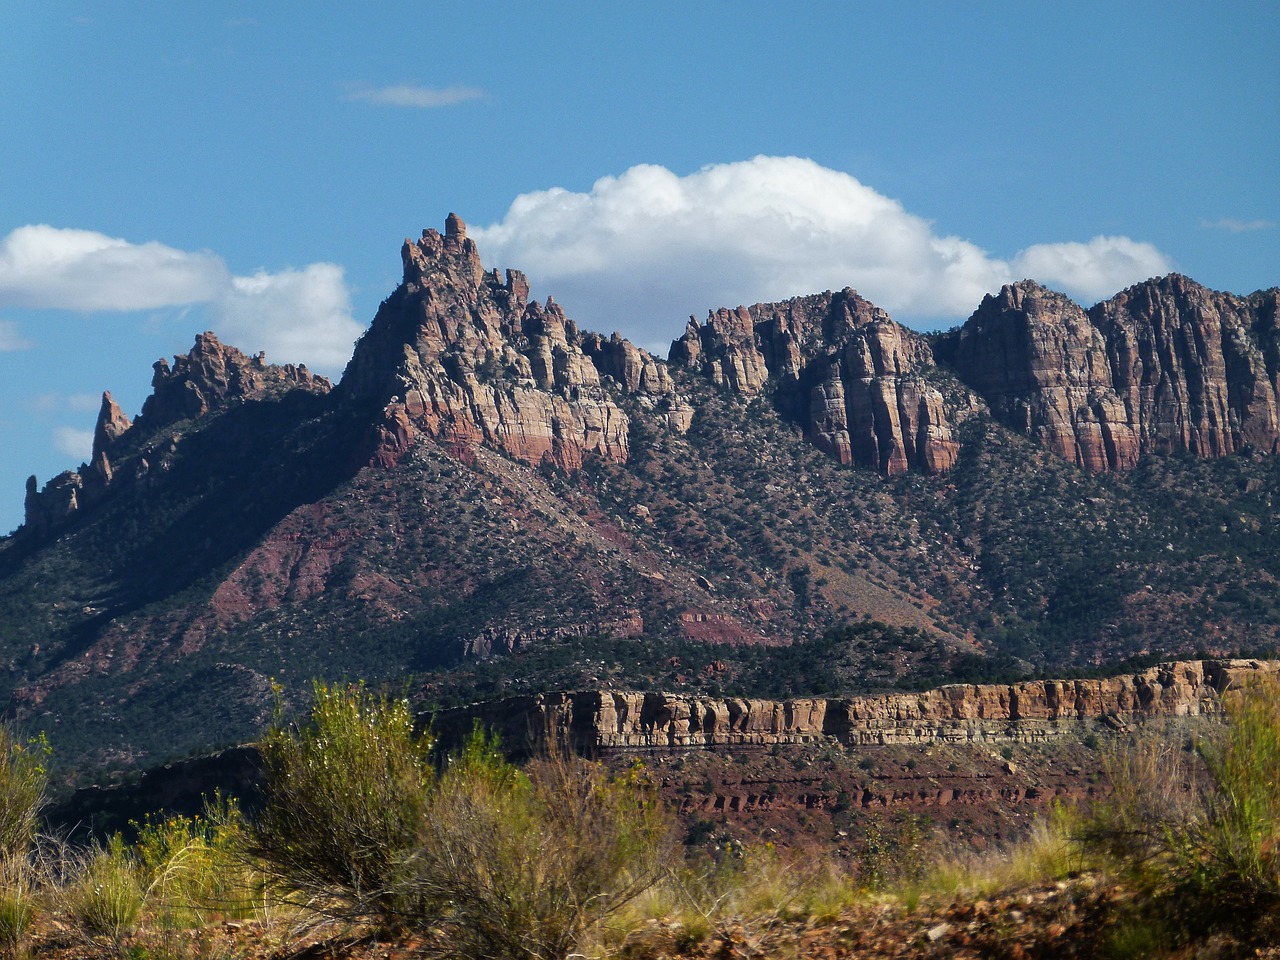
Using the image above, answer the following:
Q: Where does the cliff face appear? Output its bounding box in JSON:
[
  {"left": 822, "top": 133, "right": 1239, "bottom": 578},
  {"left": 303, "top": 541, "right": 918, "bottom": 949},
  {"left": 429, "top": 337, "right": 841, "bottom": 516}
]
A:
[
  {"left": 436, "top": 659, "right": 1277, "bottom": 754},
  {"left": 950, "top": 276, "right": 1280, "bottom": 472},
  {"left": 672, "top": 274, "right": 1280, "bottom": 477},
  {"left": 338, "top": 214, "right": 689, "bottom": 472},
  {"left": 670, "top": 290, "right": 964, "bottom": 475}
]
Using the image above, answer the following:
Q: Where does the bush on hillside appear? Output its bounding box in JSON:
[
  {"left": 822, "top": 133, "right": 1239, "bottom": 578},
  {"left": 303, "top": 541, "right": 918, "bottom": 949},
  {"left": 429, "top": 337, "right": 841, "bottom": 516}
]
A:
[
  {"left": 248, "top": 681, "right": 434, "bottom": 927},
  {"left": 249, "top": 683, "right": 674, "bottom": 958}
]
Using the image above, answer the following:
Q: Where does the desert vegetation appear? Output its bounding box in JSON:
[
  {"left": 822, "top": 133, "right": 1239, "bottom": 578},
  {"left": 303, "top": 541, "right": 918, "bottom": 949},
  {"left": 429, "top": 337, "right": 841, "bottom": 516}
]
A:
[{"left": 1, "top": 678, "right": 1279, "bottom": 958}]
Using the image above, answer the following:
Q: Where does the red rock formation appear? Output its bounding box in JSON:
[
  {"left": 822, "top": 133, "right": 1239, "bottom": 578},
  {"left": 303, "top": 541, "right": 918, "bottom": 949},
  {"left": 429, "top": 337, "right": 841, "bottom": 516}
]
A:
[
  {"left": 951, "top": 282, "right": 1139, "bottom": 471},
  {"left": 436, "top": 659, "right": 1276, "bottom": 755},
  {"left": 339, "top": 215, "right": 688, "bottom": 471},
  {"left": 139, "top": 332, "right": 328, "bottom": 432},
  {"left": 671, "top": 290, "right": 962, "bottom": 474},
  {"left": 22, "top": 333, "right": 331, "bottom": 538},
  {"left": 952, "top": 277, "right": 1280, "bottom": 471},
  {"left": 1091, "top": 275, "right": 1280, "bottom": 459}
]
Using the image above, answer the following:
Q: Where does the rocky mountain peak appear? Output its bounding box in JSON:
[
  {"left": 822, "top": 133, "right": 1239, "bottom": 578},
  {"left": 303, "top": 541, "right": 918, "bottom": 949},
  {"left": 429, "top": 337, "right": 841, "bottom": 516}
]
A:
[
  {"left": 92, "top": 392, "right": 132, "bottom": 465},
  {"left": 341, "top": 216, "right": 690, "bottom": 472},
  {"left": 400, "top": 213, "right": 487, "bottom": 295},
  {"left": 137, "top": 331, "right": 329, "bottom": 435},
  {"left": 671, "top": 289, "right": 962, "bottom": 475}
]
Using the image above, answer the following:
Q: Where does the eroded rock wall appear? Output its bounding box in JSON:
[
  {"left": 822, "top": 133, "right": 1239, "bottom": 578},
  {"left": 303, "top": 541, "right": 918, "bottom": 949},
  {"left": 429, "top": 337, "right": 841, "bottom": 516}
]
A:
[
  {"left": 22, "top": 333, "right": 329, "bottom": 538},
  {"left": 951, "top": 277, "right": 1280, "bottom": 472},
  {"left": 670, "top": 290, "right": 964, "bottom": 475},
  {"left": 434, "top": 659, "right": 1277, "bottom": 755}
]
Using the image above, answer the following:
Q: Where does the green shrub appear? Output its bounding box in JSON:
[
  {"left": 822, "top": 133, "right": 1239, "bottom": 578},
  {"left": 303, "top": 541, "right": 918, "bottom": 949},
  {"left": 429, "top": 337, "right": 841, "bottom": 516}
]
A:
[
  {"left": 0, "top": 728, "right": 46, "bottom": 862},
  {"left": 412, "top": 741, "right": 673, "bottom": 960},
  {"left": 247, "top": 681, "right": 434, "bottom": 927},
  {"left": 1083, "top": 676, "right": 1280, "bottom": 940},
  {"left": 135, "top": 795, "right": 258, "bottom": 928},
  {"left": 0, "top": 856, "right": 36, "bottom": 958},
  {"left": 1182, "top": 676, "right": 1280, "bottom": 910},
  {"left": 249, "top": 683, "right": 674, "bottom": 958}
]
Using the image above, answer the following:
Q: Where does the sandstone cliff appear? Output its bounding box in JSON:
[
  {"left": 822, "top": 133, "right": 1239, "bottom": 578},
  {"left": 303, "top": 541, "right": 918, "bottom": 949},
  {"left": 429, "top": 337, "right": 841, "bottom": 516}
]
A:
[
  {"left": 338, "top": 214, "right": 689, "bottom": 472},
  {"left": 435, "top": 659, "right": 1277, "bottom": 755},
  {"left": 947, "top": 276, "right": 1280, "bottom": 472},
  {"left": 22, "top": 333, "right": 330, "bottom": 538},
  {"left": 669, "top": 290, "right": 965, "bottom": 475}
]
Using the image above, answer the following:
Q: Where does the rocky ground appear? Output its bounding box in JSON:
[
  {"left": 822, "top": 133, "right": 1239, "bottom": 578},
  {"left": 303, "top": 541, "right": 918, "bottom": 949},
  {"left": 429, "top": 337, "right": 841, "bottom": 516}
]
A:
[{"left": 20, "top": 874, "right": 1279, "bottom": 959}]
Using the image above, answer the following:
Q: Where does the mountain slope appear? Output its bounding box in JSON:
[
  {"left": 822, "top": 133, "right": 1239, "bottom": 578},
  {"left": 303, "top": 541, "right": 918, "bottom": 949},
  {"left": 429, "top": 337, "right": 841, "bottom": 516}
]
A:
[{"left": 3, "top": 216, "right": 1278, "bottom": 777}]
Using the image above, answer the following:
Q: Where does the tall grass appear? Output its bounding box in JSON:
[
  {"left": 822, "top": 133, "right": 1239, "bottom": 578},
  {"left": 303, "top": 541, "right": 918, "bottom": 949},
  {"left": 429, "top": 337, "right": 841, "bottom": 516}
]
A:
[{"left": 1080, "top": 676, "right": 1280, "bottom": 943}]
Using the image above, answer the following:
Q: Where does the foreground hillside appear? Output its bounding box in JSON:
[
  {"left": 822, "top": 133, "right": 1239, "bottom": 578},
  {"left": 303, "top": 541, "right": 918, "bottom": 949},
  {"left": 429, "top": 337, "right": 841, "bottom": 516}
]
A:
[
  {"left": 2, "top": 216, "right": 1278, "bottom": 775},
  {"left": 7, "top": 674, "right": 1280, "bottom": 960}
]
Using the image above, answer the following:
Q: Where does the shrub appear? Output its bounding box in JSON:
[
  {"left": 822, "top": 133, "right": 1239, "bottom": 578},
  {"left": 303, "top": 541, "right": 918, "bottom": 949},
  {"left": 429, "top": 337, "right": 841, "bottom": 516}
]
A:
[
  {"left": 0, "top": 855, "right": 36, "bottom": 958},
  {"left": 0, "top": 727, "right": 46, "bottom": 862},
  {"left": 247, "top": 681, "right": 434, "bottom": 927},
  {"left": 1181, "top": 676, "right": 1280, "bottom": 911},
  {"left": 0, "top": 725, "right": 48, "bottom": 959},
  {"left": 249, "top": 683, "right": 674, "bottom": 958},
  {"left": 135, "top": 795, "right": 258, "bottom": 929},
  {"left": 411, "top": 739, "right": 674, "bottom": 960},
  {"left": 66, "top": 834, "right": 145, "bottom": 950},
  {"left": 1082, "top": 676, "right": 1280, "bottom": 940}
]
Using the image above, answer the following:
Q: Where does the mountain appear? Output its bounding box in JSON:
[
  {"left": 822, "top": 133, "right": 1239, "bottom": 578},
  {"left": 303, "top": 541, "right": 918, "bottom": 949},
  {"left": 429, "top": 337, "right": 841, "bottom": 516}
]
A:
[{"left": 4, "top": 215, "right": 1279, "bottom": 778}]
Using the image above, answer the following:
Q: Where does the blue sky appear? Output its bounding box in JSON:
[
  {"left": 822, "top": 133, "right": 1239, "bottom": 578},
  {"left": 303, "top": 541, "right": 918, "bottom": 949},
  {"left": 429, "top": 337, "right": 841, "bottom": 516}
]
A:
[{"left": 1, "top": 2, "right": 1276, "bottom": 533}]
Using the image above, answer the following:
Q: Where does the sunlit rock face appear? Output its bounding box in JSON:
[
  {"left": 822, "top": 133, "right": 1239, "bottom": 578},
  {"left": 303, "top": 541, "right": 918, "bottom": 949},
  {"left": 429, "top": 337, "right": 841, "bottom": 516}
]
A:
[
  {"left": 671, "top": 289, "right": 962, "bottom": 475},
  {"left": 339, "top": 214, "right": 687, "bottom": 472},
  {"left": 953, "top": 276, "right": 1280, "bottom": 471}
]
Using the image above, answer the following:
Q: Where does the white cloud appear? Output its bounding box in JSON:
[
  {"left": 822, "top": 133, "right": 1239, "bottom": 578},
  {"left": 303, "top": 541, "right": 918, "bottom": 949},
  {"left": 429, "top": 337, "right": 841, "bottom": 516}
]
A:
[
  {"left": 343, "top": 83, "right": 485, "bottom": 108},
  {"left": 26, "top": 393, "right": 100, "bottom": 416},
  {"left": 0, "top": 226, "right": 360, "bottom": 374},
  {"left": 472, "top": 156, "right": 1175, "bottom": 342},
  {"left": 53, "top": 426, "right": 93, "bottom": 463},
  {"left": 1010, "top": 237, "right": 1173, "bottom": 303},
  {"left": 1201, "top": 217, "right": 1276, "bottom": 233},
  {"left": 0, "top": 225, "right": 226, "bottom": 311},
  {"left": 0, "top": 320, "right": 30, "bottom": 351},
  {"left": 215, "top": 264, "right": 362, "bottom": 370}
]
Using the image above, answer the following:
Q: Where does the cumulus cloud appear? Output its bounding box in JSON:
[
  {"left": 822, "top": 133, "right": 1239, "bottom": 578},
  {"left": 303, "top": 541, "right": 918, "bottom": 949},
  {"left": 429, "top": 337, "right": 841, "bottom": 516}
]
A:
[
  {"left": 0, "top": 226, "right": 361, "bottom": 374},
  {"left": 0, "top": 320, "right": 30, "bottom": 351},
  {"left": 472, "top": 156, "right": 1174, "bottom": 343},
  {"left": 26, "top": 393, "right": 100, "bottom": 415},
  {"left": 53, "top": 426, "right": 93, "bottom": 462},
  {"left": 343, "top": 83, "right": 485, "bottom": 108},
  {"left": 1010, "top": 237, "right": 1172, "bottom": 301},
  {"left": 1201, "top": 217, "right": 1275, "bottom": 233},
  {"left": 0, "top": 225, "right": 226, "bottom": 311},
  {"left": 216, "top": 264, "right": 360, "bottom": 370}
]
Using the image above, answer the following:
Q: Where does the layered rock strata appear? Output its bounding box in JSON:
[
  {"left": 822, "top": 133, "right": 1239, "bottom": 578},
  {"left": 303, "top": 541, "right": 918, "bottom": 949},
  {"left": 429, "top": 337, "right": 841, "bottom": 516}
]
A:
[
  {"left": 338, "top": 214, "right": 689, "bottom": 471},
  {"left": 950, "top": 276, "right": 1280, "bottom": 471},
  {"left": 22, "top": 333, "right": 329, "bottom": 537},
  {"left": 669, "top": 290, "right": 963, "bottom": 474},
  {"left": 434, "top": 659, "right": 1276, "bottom": 755}
]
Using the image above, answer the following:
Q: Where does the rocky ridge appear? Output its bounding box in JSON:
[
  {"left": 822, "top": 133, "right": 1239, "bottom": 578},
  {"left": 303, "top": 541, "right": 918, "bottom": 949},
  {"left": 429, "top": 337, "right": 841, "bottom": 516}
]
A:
[
  {"left": 673, "top": 275, "right": 1280, "bottom": 476},
  {"left": 945, "top": 275, "right": 1280, "bottom": 472},
  {"left": 22, "top": 332, "right": 329, "bottom": 537},
  {"left": 338, "top": 214, "right": 690, "bottom": 473},
  {"left": 670, "top": 291, "right": 966, "bottom": 475},
  {"left": 436, "top": 658, "right": 1277, "bottom": 754}
]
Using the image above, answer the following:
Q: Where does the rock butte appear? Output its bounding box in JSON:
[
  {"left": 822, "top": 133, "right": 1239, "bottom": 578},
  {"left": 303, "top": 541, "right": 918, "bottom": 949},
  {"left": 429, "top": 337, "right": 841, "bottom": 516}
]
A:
[{"left": 435, "top": 659, "right": 1279, "bottom": 754}]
